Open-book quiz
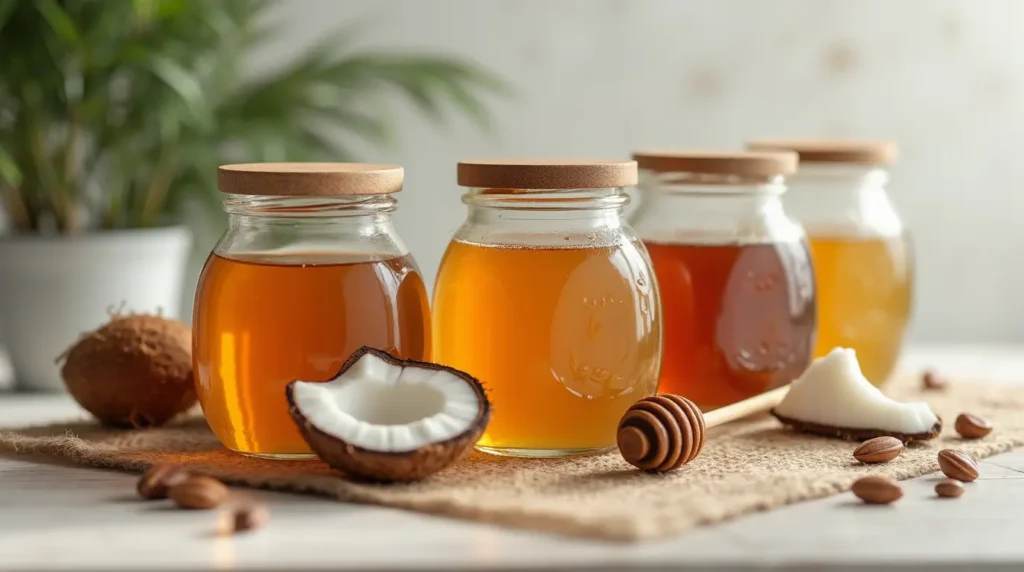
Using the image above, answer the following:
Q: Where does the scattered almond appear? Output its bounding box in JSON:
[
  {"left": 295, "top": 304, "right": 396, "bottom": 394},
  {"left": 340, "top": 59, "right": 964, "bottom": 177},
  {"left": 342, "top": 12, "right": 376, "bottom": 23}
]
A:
[
  {"left": 137, "top": 464, "right": 190, "bottom": 500},
  {"left": 922, "top": 370, "right": 947, "bottom": 390},
  {"left": 168, "top": 475, "right": 230, "bottom": 510},
  {"left": 851, "top": 475, "right": 903, "bottom": 505},
  {"left": 937, "top": 449, "right": 980, "bottom": 482},
  {"left": 852, "top": 436, "right": 904, "bottom": 464},
  {"left": 954, "top": 413, "right": 993, "bottom": 439},
  {"left": 232, "top": 502, "right": 270, "bottom": 533},
  {"left": 935, "top": 478, "right": 965, "bottom": 498}
]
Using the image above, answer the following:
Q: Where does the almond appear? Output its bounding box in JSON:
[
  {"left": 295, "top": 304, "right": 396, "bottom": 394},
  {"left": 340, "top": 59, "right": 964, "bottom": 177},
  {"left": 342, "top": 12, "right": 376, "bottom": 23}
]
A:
[
  {"left": 954, "top": 413, "right": 993, "bottom": 439},
  {"left": 137, "top": 464, "right": 190, "bottom": 500},
  {"left": 851, "top": 475, "right": 903, "bottom": 505},
  {"left": 168, "top": 475, "right": 230, "bottom": 510},
  {"left": 937, "top": 449, "right": 980, "bottom": 482},
  {"left": 232, "top": 502, "right": 270, "bottom": 533},
  {"left": 922, "top": 370, "right": 947, "bottom": 390},
  {"left": 852, "top": 436, "right": 904, "bottom": 464},
  {"left": 935, "top": 478, "right": 965, "bottom": 498}
]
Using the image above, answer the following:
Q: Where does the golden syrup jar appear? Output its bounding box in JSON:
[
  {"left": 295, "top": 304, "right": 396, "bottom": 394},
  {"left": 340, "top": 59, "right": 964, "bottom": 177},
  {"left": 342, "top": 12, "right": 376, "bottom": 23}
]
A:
[
  {"left": 747, "top": 140, "right": 913, "bottom": 387},
  {"left": 193, "top": 163, "right": 431, "bottom": 459},
  {"left": 629, "top": 151, "right": 816, "bottom": 412},
  {"left": 432, "top": 159, "right": 662, "bottom": 458}
]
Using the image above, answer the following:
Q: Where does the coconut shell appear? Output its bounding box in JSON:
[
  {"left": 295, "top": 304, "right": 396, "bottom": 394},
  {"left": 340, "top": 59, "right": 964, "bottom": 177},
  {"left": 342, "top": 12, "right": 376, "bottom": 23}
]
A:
[
  {"left": 59, "top": 314, "right": 196, "bottom": 428},
  {"left": 293, "top": 420, "right": 488, "bottom": 483},
  {"left": 771, "top": 409, "right": 942, "bottom": 443},
  {"left": 287, "top": 347, "right": 491, "bottom": 483}
]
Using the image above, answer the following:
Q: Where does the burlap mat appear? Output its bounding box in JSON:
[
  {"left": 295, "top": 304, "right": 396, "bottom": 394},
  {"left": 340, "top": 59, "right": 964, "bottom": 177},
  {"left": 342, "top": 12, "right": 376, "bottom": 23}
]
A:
[{"left": 2, "top": 374, "right": 1024, "bottom": 541}]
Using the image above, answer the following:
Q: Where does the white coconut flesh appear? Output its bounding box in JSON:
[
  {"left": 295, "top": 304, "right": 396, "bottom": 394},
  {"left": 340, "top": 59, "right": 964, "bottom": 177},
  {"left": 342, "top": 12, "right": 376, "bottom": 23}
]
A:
[
  {"left": 774, "top": 347, "right": 939, "bottom": 434},
  {"left": 291, "top": 352, "right": 483, "bottom": 453}
]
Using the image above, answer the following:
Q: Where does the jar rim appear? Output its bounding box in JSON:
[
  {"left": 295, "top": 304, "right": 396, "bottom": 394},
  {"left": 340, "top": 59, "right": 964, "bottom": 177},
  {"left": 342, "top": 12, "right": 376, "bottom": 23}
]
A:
[
  {"left": 462, "top": 186, "right": 629, "bottom": 211},
  {"left": 638, "top": 171, "right": 788, "bottom": 194},
  {"left": 218, "top": 162, "right": 403, "bottom": 196},
  {"left": 222, "top": 194, "right": 397, "bottom": 217}
]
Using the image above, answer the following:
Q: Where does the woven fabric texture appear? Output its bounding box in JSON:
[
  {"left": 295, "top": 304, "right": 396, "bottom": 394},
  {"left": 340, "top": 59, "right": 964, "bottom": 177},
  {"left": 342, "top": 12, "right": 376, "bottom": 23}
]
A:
[{"left": 2, "top": 375, "right": 1022, "bottom": 541}]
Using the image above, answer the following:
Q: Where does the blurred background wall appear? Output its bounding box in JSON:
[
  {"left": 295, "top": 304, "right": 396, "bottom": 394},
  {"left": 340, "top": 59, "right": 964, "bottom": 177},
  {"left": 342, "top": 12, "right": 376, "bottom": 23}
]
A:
[{"left": 177, "top": 0, "right": 1023, "bottom": 344}]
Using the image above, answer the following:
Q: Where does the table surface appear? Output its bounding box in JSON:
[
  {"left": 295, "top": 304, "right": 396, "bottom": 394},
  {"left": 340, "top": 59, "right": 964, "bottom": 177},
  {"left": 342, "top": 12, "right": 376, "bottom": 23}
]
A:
[{"left": 2, "top": 344, "right": 1024, "bottom": 572}]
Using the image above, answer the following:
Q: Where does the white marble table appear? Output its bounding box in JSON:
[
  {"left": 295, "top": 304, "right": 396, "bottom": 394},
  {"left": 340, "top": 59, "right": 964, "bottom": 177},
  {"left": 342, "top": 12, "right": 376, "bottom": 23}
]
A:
[{"left": 2, "top": 344, "right": 1024, "bottom": 571}]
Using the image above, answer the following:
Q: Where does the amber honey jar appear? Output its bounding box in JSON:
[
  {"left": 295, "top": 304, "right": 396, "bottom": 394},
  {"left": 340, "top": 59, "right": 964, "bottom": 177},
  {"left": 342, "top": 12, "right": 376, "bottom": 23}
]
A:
[
  {"left": 629, "top": 151, "right": 816, "bottom": 411},
  {"left": 747, "top": 140, "right": 913, "bottom": 386},
  {"left": 193, "top": 163, "right": 431, "bottom": 459},
  {"left": 432, "top": 159, "right": 662, "bottom": 458}
]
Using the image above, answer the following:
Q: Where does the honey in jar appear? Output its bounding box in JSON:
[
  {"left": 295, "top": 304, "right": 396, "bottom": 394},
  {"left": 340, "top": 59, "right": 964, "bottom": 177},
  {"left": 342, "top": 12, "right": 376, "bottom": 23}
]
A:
[
  {"left": 193, "top": 163, "right": 430, "bottom": 458},
  {"left": 630, "top": 151, "right": 817, "bottom": 411},
  {"left": 432, "top": 160, "right": 662, "bottom": 457},
  {"left": 747, "top": 140, "right": 913, "bottom": 386}
]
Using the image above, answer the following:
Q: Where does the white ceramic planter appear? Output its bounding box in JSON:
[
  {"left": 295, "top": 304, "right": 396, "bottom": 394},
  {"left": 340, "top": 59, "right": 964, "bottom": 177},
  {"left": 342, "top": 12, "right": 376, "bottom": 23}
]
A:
[{"left": 0, "top": 227, "right": 192, "bottom": 392}]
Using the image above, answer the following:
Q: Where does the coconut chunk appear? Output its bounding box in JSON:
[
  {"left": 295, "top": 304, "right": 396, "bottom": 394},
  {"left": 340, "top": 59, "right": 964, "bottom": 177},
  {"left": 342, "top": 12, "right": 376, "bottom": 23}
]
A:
[
  {"left": 772, "top": 347, "right": 941, "bottom": 441},
  {"left": 286, "top": 347, "right": 490, "bottom": 482}
]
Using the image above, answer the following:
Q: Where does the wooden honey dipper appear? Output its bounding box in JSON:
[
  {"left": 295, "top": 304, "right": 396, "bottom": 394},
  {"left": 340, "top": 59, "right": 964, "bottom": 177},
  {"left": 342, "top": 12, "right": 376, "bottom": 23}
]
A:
[{"left": 617, "top": 386, "right": 789, "bottom": 472}]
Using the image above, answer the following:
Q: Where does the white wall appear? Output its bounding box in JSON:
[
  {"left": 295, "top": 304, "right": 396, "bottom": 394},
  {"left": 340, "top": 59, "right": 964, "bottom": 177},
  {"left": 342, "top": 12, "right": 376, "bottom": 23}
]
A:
[{"left": 185, "top": 0, "right": 1024, "bottom": 343}]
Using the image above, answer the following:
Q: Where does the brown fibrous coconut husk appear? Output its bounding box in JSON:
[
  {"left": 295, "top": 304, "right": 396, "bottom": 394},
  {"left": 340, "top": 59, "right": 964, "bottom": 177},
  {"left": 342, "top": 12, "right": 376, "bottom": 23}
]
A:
[{"left": 57, "top": 312, "right": 196, "bottom": 428}]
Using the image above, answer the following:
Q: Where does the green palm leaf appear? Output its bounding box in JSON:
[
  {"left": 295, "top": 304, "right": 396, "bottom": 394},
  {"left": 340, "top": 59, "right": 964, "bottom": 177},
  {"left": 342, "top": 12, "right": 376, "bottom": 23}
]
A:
[{"left": 0, "top": 0, "right": 507, "bottom": 233}]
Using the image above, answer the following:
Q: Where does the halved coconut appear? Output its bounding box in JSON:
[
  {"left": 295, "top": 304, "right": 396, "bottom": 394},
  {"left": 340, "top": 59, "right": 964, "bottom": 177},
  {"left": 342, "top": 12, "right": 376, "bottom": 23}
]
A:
[{"left": 286, "top": 347, "right": 490, "bottom": 483}]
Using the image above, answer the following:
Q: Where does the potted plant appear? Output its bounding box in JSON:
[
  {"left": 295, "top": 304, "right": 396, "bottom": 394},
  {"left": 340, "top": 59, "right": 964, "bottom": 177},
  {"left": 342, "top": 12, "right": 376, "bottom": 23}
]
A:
[{"left": 0, "top": 0, "right": 503, "bottom": 391}]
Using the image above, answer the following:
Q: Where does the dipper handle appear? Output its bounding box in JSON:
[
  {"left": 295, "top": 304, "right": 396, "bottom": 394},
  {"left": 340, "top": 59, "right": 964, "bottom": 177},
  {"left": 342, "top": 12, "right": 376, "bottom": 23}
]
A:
[
  {"left": 702, "top": 385, "right": 789, "bottom": 429},
  {"left": 617, "top": 386, "right": 790, "bottom": 473}
]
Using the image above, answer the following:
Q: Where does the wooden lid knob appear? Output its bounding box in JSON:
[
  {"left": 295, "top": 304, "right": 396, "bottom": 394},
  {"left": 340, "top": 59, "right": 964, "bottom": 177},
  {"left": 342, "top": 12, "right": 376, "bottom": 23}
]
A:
[{"left": 617, "top": 394, "right": 706, "bottom": 472}]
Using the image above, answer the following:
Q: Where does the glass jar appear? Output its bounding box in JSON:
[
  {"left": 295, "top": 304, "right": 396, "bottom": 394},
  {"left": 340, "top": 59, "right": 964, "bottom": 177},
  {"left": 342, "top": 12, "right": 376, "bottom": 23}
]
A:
[
  {"left": 432, "top": 159, "right": 662, "bottom": 458},
  {"left": 746, "top": 140, "right": 913, "bottom": 386},
  {"left": 193, "top": 163, "right": 431, "bottom": 459},
  {"left": 629, "top": 151, "right": 816, "bottom": 411}
]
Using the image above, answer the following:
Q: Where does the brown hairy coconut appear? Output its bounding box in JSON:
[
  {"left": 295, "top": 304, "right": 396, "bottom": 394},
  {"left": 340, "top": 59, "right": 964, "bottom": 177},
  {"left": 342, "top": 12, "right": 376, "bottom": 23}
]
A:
[{"left": 58, "top": 313, "right": 196, "bottom": 428}]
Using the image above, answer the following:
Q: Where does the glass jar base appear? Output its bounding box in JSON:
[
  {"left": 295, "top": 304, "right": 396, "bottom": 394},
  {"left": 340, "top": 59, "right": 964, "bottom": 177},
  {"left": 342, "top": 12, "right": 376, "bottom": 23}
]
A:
[
  {"left": 475, "top": 444, "right": 616, "bottom": 459},
  {"left": 234, "top": 450, "right": 319, "bottom": 461}
]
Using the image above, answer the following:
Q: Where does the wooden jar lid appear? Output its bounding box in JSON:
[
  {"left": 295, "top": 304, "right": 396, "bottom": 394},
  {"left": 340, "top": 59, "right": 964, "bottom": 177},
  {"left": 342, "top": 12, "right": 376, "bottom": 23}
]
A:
[
  {"left": 746, "top": 139, "right": 897, "bottom": 165},
  {"left": 217, "top": 163, "right": 404, "bottom": 196},
  {"left": 631, "top": 150, "right": 798, "bottom": 179},
  {"left": 456, "top": 159, "right": 638, "bottom": 190}
]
